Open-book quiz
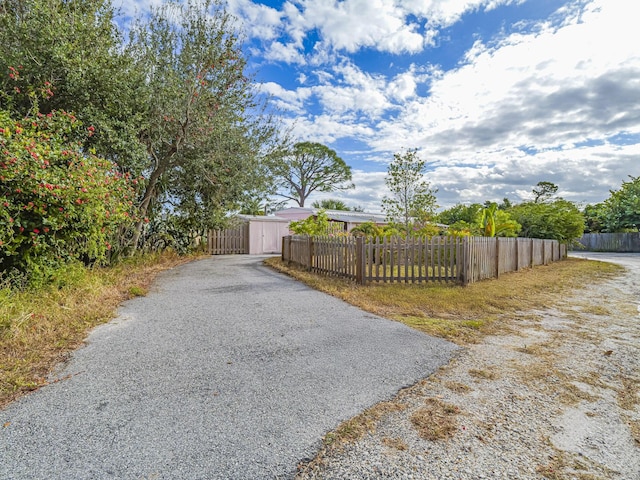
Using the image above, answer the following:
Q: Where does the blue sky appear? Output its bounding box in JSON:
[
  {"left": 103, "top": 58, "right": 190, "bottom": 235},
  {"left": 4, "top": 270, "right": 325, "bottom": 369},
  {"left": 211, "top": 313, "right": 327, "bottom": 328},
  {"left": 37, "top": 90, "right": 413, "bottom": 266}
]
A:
[{"left": 119, "top": 0, "right": 640, "bottom": 212}]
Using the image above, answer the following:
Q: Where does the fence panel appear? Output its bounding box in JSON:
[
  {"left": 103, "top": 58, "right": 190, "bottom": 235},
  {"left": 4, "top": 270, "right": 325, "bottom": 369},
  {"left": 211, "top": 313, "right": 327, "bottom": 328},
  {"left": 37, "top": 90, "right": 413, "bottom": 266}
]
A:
[
  {"left": 578, "top": 232, "right": 640, "bottom": 252},
  {"left": 282, "top": 235, "right": 566, "bottom": 285},
  {"left": 208, "top": 224, "right": 249, "bottom": 254}
]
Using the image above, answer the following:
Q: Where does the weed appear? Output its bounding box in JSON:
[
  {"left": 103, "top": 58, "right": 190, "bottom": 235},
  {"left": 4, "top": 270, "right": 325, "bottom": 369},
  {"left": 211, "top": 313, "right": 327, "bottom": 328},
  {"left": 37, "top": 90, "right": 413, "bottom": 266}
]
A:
[
  {"left": 410, "top": 397, "right": 460, "bottom": 441},
  {"left": 469, "top": 368, "right": 498, "bottom": 380},
  {"left": 381, "top": 437, "right": 408, "bottom": 451},
  {"left": 444, "top": 381, "right": 472, "bottom": 394}
]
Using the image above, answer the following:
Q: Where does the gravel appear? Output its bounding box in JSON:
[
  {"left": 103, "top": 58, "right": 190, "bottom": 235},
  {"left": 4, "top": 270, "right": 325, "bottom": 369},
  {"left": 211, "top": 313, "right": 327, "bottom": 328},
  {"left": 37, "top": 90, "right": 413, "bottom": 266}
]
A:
[
  {"left": 297, "top": 252, "right": 640, "bottom": 479},
  {"left": 0, "top": 255, "right": 458, "bottom": 480}
]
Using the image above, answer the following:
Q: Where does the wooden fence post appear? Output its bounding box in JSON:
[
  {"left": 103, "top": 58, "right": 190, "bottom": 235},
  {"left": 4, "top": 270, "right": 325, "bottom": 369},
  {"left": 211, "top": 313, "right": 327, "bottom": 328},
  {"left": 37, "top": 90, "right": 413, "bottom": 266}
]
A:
[
  {"left": 515, "top": 238, "right": 519, "bottom": 271},
  {"left": 355, "top": 236, "right": 365, "bottom": 285},
  {"left": 495, "top": 237, "right": 500, "bottom": 279},
  {"left": 307, "top": 236, "right": 314, "bottom": 271}
]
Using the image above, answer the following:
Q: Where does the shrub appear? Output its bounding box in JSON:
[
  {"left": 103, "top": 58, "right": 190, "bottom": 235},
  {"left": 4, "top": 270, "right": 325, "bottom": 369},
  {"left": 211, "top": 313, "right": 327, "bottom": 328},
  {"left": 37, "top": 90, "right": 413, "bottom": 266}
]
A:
[{"left": 0, "top": 109, "right": 137, "bottom": 285}]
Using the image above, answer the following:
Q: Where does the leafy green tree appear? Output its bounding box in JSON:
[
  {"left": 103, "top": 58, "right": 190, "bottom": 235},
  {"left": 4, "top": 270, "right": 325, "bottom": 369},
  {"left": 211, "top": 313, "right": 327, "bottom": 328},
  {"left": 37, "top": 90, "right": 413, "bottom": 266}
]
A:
[
  {"left": 126, "top": 0, "right": 282, "bottom": 249},
  {"left": 382, "top": 149, "right": 438, "bottom": 236},
  {"left": 583, "top": 203, "right": 607, "bottom": 233},
  {"left": 312, "top": 198, "right": 350, "bottom": 210},
  {"left": 602, "top": 176, "right": 640, "bottom": 232},
  {"left": 532, "top": 181, "right": 558, "bottom": 203},
  {"left": 289, "top": 210, "right": 331, "bottom": 235},
  {"left": 273, "top": 141, "right": 353, "bottom": 207},
  {"left": 0, "top": 109, "right": 136, "bottom": 285},
  {"left": 0, "top": 0, "right": 148, "bottom": 173},
  {"left": 509, "top": 199, "right": 584, "bottom": 242},
  {"left": 438, "top": 203, "right": 482, "bottom": 226}
]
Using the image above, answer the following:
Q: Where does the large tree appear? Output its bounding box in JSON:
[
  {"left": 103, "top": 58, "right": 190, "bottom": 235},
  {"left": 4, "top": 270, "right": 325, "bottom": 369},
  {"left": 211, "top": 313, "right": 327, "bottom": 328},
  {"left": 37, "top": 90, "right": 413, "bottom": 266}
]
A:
[
  {"left": 509, "top": 199, "right": 584, "bottom": 242},
  {"left": 0, "top": 0, "right": 148, "bottom": 173},
  {"left": 382, "top": 149, "right": 437, "bottom": 235},
  {"left": 602, "top": 175, "right": 640, "bottom": 232},
  {"left": 312, "top": 198, "right": 350, "bottom": 211},
  {"left": 272, "top": 141, "right": 353, "bottom": 207},
  {"left": 126, "top": 0, "right": 282, "bottom": 249}
]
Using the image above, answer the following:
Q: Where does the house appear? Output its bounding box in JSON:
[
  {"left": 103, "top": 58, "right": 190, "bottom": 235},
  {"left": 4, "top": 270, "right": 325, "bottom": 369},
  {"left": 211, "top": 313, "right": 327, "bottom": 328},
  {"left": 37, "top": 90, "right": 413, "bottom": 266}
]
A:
[{"left": 274, "top": 207, "right": 388, "bottom": 232}]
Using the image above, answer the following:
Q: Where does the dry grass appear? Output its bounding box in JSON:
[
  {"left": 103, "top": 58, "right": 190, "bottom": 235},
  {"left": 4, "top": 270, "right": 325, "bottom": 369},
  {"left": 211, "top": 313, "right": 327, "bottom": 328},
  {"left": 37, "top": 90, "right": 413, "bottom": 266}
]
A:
[
  {"left": 0, "top": 251, "right": 199, "bottom": 408},
  {"left": 444, "top": 380, "right": 472, "bottom": 394},
  {"left": 410, "top": 397, "right": 460, "bottom": 441},
  {"left": 265, "top": 257, "right": 622, "bottom": 345},
  {"left": 381, "top": 436, "right": 408, "bottom": 451},
  {"left": 468, "top": 368, "right": 499, "bottom": 381},
  {"left": 321, "top": 401, "right": 407, "bottom": 447},
  {"left": 618, "top": 376, "right": 639, "bottom": 411}
]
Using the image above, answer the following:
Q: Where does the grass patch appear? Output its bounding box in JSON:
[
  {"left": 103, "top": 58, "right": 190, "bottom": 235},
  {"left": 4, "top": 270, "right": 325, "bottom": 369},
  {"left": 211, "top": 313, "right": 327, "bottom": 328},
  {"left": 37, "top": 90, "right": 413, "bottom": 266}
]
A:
[
  {"left": 444, "top": 380, "right": 473, "bottom": 394},
  {"left": 468, "top": 368, "right": 499, "bottom": 381},
  {"left": 0, "top": 251, "right": 198, "bottom": 408},
  {"left": 410, "top": 397, "right": 460, "bottom": 441},
  {"left": 381, "top": 436, "right": 408, "bottom": 451},
  {"left": 265, "top": 257, "right": 622, "bottom": 345}
]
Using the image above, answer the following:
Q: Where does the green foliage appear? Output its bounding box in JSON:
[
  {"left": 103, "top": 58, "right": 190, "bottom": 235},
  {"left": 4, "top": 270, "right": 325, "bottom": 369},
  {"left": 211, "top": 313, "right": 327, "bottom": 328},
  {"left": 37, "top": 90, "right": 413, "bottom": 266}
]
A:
[
  {"left": 438, "top": 203, "right": 482, "bottom": 226},
  {"left": 509, "top": 199, "right": 584, "bottom": 242},
  {"left": 312, "top": 198, "right": 350, "bottom": 211},
  {"left": 382, "top": 149, "right": 438, "bottom": 236},
  {"left": 583, "top": 203, "right": 607, "bottom": 233},
  {"left": 0, "top": 109, "right": 136, "bottom": 285},
  {"left": 602, "top": 176, "right": 640, "bottom": 232},
  {"left": 439, "top": 202, "right": 519, "bottom": 237},
  {"left": 273, "top": 141, "right": 353, "bottom": 207},
  {"left": 478, "top": 203, "right": 521, "bottom": 237},
  {"left": 289, "top": 210, "right": 331, "bottom": 235},
  {"left": 532, "top": 181, "right": 559, "bottom": 203},
  {"left": 126, "top": 0, "right": 283, "bottom": 249},
  {"left": 350, "top": 221, "right": 382, "bottom": 237},
  {"left": 0, "top": 0, "right": 148, "bottom": 173}
]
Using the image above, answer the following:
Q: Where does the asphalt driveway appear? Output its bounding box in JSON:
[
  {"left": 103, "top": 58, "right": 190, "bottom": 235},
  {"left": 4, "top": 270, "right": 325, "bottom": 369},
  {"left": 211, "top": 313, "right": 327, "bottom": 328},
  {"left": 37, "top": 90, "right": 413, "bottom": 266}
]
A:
[{"left": 0, "top": 255, "right": 458, "bottom": 479}]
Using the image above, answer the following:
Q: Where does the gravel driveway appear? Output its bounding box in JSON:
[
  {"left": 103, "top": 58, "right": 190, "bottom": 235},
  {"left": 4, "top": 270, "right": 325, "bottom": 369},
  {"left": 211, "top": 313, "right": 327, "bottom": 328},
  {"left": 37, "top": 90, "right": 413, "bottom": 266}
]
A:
[
  {"left": 0, "top": 255, "right": 457, "bottom": 479},
  {"left": 298, "top": 252, "right": 640, "bottom": 479}
]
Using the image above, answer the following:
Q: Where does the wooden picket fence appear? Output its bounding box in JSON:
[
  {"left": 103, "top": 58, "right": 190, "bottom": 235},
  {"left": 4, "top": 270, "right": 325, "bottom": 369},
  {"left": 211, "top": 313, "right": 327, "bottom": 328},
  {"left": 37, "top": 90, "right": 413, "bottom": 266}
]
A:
[
  {"left": 282, "top": 235, "right": 567, "bottom": 285},
  {"left": 208, "top": 223, "right": 249, "bottom": 254}
]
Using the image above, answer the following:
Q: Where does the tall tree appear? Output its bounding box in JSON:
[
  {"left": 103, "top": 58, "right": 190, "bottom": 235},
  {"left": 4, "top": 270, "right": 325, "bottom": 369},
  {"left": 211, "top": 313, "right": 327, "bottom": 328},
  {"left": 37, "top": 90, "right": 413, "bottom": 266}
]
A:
[
  {"left": 602, "top": 175, "right": 640, "bottom": 232},
  {"left": 0, "top": 0, "right": 148, "bottom": 173},
  {"left": 532, "top": 181, "right": 558, "bottom": 203},
  {"left": 382, "top": 149, "right": 437, "bottom": 235},
  {"left": 272, "top": 141, "right": 353, "bottom": 207},
  {"left": 126, "top": 0, "right": 282, "bottom": 249},
  {"left": 509, "top": 199, "right": 584, "bottom": 242}
]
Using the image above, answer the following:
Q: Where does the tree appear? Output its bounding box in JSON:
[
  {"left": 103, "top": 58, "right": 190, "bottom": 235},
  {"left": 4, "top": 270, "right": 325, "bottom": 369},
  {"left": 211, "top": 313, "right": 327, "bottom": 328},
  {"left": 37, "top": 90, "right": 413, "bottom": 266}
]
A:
[
  {"left": 382, "top": 149, "right": 438, "bottom": 236},
  {"left": 126, "top": 0, "right": 282, "bottom": 249},
  {"left": 438, "top": 203, "right": 482, "bottom": 226},
  {"left": 272, "top": 141, "right": 353, "bottom": 207},
  {"left": 509, "top": 199, "right": 584, "bottom": 242},
  {"left": 602, "top": 176, "right": 640, "bottom": 232},
  {"left": 532, "top": 181, "right": 558, "bottom": 203},
  {"left": 0, "top": 0, "right": 148, "bottom": 173},
  {"left": 583, "top": 203, "right": 607, "bottom": 233},
  {"left": 312, "top": 199, "right": 350, "bottom": 210}
]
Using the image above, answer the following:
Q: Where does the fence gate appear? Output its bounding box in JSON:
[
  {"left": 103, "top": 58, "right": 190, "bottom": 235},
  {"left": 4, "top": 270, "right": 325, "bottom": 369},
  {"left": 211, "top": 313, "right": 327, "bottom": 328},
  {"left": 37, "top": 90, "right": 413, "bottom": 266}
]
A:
[{"left": 208, "top": 223, "right": 249, "bottom": 254}]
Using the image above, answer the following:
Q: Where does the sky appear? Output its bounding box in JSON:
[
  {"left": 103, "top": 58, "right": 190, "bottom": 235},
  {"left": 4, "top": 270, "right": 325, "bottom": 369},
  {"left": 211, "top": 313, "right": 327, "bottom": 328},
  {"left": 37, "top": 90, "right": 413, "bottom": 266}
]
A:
[{"left": 118, "top": 0, "right": 640, "bottom": 213}]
